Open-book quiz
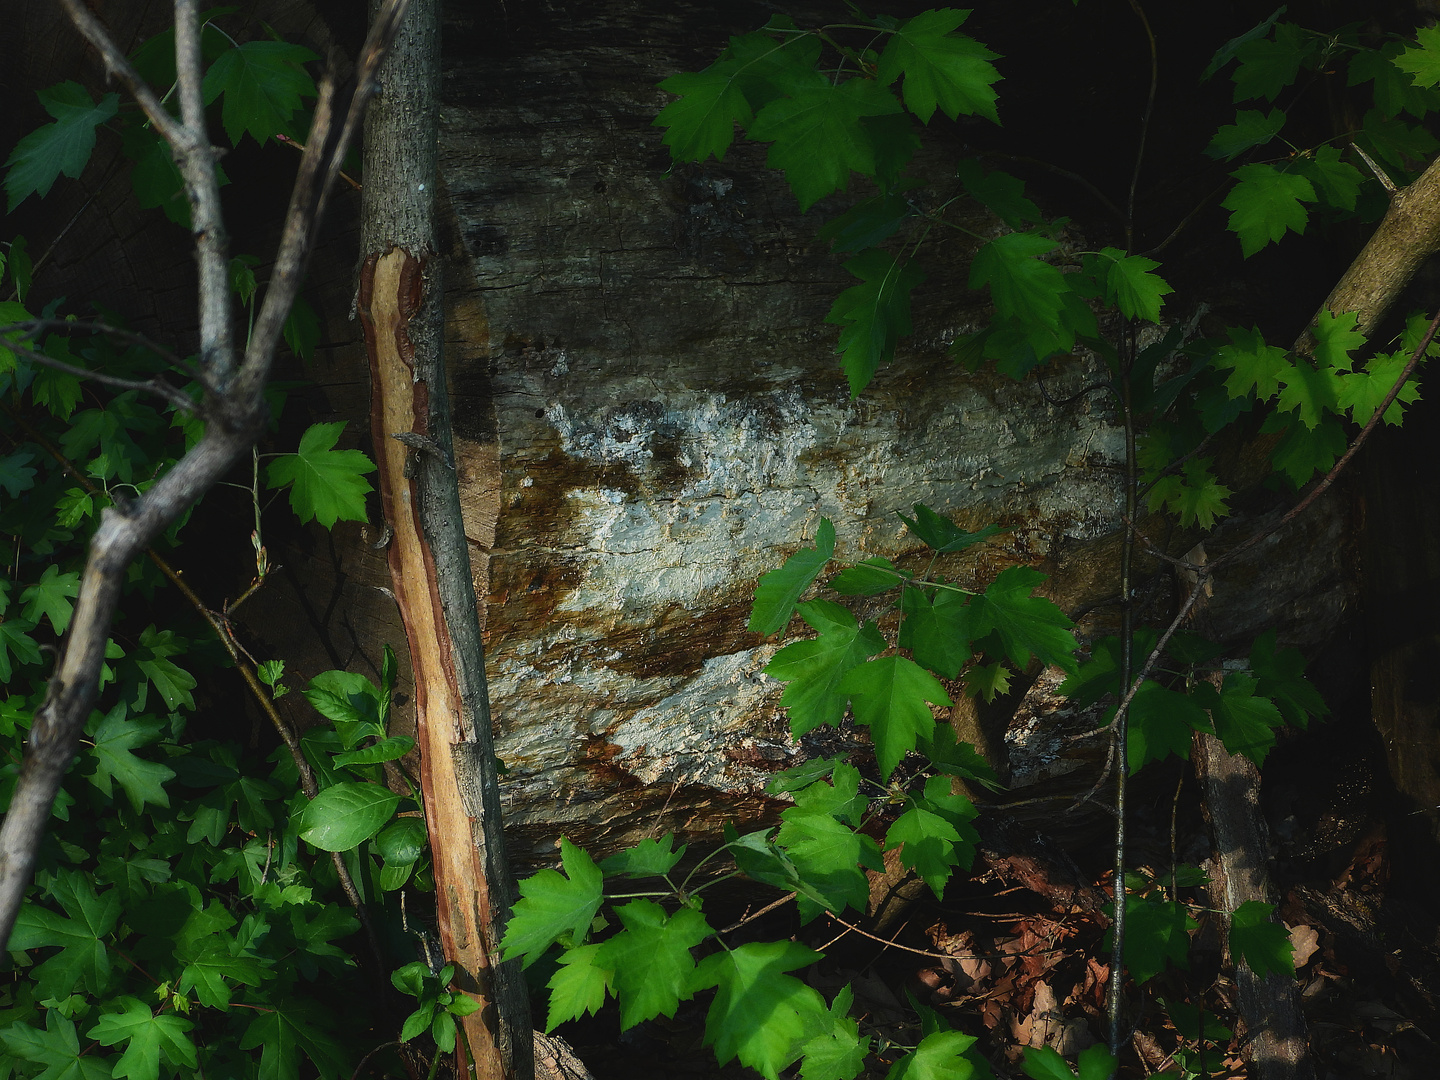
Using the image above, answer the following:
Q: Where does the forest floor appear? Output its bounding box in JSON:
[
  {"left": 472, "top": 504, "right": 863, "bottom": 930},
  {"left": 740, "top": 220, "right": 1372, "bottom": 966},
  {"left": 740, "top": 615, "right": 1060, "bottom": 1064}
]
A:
[{"left": 554, "top": 739, "right": 1440, "bottom": 1080}]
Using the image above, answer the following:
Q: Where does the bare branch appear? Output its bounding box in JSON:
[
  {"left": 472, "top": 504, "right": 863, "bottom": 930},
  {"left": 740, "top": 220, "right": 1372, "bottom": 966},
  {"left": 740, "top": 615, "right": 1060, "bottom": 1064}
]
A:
[
  {"left": 0, "top": 0, "right": 414, "bottom": 950},
  {"left": 0, "top": 334, "right": 198, "bottom": 413}
]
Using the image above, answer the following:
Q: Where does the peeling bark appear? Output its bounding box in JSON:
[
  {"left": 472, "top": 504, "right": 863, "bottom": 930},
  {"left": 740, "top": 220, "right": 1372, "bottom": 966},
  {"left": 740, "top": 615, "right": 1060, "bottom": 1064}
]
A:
[{"left": 359, "top": 0, "right": 531, "bottom": 1073}]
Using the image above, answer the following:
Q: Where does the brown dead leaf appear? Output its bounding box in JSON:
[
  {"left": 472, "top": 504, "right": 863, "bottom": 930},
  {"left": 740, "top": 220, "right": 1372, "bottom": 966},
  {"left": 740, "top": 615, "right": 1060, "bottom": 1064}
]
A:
[{"left": 1287, "top": 922, "right": 1320, "bottom": 969}]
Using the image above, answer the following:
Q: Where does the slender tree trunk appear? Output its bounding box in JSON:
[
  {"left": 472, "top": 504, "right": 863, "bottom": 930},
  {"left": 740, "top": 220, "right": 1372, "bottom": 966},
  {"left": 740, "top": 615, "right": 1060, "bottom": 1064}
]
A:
[{"left": 358, "top": 1, "right": 532, "bottom": 1076}]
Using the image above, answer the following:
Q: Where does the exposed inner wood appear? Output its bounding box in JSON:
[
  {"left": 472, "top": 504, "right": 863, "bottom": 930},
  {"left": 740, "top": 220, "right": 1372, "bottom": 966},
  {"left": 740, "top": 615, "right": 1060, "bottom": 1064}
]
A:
[{"left": 360, "top": 246, "right": 502, "bottom": 1074}]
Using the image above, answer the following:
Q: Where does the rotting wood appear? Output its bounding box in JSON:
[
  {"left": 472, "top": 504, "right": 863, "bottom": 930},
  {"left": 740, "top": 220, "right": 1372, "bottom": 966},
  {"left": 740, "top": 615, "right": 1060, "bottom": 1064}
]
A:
[{"left": 1194, "top": 729, "right": 1314, "bottom": 1080}]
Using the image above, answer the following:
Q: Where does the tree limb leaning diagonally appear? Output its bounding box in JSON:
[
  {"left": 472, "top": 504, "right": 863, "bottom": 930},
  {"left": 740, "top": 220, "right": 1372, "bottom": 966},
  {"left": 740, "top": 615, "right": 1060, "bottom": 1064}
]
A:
[{"left": 0, "top": 0, "right": 412, "bottom": 949}]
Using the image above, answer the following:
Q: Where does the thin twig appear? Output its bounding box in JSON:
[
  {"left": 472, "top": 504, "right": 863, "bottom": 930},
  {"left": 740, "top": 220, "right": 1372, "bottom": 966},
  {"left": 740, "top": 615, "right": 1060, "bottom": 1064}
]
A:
[
  {"left": 0, "top": 329, "right": 200, "bottom": 414},
  {"left": 817, "top": 911, "right": 1070, "bottom": 963}
]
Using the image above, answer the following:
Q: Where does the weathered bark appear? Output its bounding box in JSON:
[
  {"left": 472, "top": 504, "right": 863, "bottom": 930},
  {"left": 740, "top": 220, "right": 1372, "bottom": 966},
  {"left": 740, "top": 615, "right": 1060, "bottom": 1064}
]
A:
[
  {"left": 1195, "top": 730, "right": 1314, "bottom": 1080},
  {"left": 359, "top": 0, "right": 532, "bottom": 1074}
]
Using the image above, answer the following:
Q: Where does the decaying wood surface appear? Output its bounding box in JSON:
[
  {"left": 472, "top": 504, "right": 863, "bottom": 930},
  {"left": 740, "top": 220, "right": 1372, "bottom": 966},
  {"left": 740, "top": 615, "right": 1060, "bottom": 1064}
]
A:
[
  {"left": 1195, "top": 730, "right": 1314, "bottom": 1080},
  {"left": 358, "top": 0, "right": 532, "bottom": 1070}
]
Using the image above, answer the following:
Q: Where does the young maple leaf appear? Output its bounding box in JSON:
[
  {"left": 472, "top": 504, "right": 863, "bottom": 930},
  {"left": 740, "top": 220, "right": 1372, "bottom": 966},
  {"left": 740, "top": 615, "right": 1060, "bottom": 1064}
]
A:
[
  {"left": 877, "top": 9, "right": 1001, "bottom": 124},
  {"left": 500, "top": 839, "right": 604, "bottom": 968},
  {"left": 748, "top": 79, "right": 904, "bottom": 210},
  {"left": 1310, "top": 309, "right": 1366, "bottom": 369},
  {"left": 1230, "top": 900, "right": 1296, "bottom": 978},
  {"left": 688, "top": 940, "right": 827, "bottom": 1080},
  {"left": 839, "top": 654, "right": 951, "bottom": 779},
  {"left": 1222, "top": 164, "right": 1315, "bottom": 257},
  {"left": 1297, "top": 145, "right": 1362, "bottom": 212},
  {"left": 1338, "top": 350, "right": 1422, "bottom": 427},
  {"left": 4, "top": 82, "right": 119, "bottom": 211},
  {"left": 749, "top": 518, "right": 835, "bottom": 636},
  {"left": 264, "top": 421, "right": 375, "bottom": 528},
  {"left": 655, "top": 61, "right": 755, "bottom": 163},
  {"left": 545, "top": 944, "right": 611, "bottom": 1031},
  {"left": 201, "top": 40, "right": 318, "bottom": 146},
  {"left": 1095, "top": 246, "right": 1173, "bottom": 324},
  {"left": 969, "top": 566, "right": 1078, "bottom": 674},
  {"left": 1205, "top": 108, "right": 1285, "bottom": 160},
  {"left": 826, "top": 250, "right": 926, "bottom": 397},
  {"left": 1230, "top": 24, "right": 1312, "bottom": 102},
  {"left": 1394, "top": 25, "right": 1440, "bottom": 88},
  {"left": 1276, "top": 357, "right": 1345, "bottom": 429},
  {"left": 1213, "top": 325, "right": 1289, "bottom": 400},
  {"left": 969, "top": 230, "right": 1069, "bottom": 342},
  {"left": 595, "top": 900, "right": 712, "bottom": 1027},
  {"left": 1112, "top": 893, "right": 1197, "bottom": 984}
]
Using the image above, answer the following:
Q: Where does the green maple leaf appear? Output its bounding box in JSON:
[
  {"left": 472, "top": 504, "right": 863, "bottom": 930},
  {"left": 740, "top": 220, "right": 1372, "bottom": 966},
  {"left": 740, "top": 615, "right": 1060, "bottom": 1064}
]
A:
[
  {"left": 962, "top": 661, "right": 1012, "bottom": 703},
  {"left": 239, "top": 1001, "right": 347, "bottom": 1080},
  {"left": 202, "top": 40, "right": 318, "bottom": 146},
  {"left": 1128, "top": 682, "right": 1211, "bottom": 771},
  {"left": 1147, "top": 458, "right": 1232, "bottom": 529},
  {"left": 921, "top": 724, "right": 1003, "bottom": 791},
  {"left": 726, "top": 825, "right": 835, "bottom": 912},
  {"left": 501, "top": 838, "right": 604, "bottom": 968},
  {"left": 1205, "top": 108, "right": 1285, "bottom": 160},
  {"left": 1023, "top": 1045, "right": 1118, "bottom": 1080},
  {"left": 1395, "top": 25, "right": 1440, "bottom": 88},
  {"left": 0, "top": 450, "right": 37, "bottom": 501},
  {"left": 1357, "top": 109, "right": 1439, "bottom": 177},
  {"left": 0, "top": 617, "right": 43, "bottom": 681},
  {"left": 1338, "top": 349, "right": 1421, "bottom": 427},
  {"left": 1209, "top": 328, "right": 1290, "bottom": 403},
  {"left": 825, "top": 249, "right": 926, "bottom": 396},
  {"left": 134, "top": 625, "right": 198, "bottom": 711},
  {"left": 766, "top": 601, "right": 885, "bottom": 736},
  {"left": 265, "top": 421, "right": 376, "bottom": 528},
  {"left": 11, "top": 869, "right": 121, "bottom": 998},
  {"left": 178, "top": 934, "right": 268, "bottom": 1008},
  {"left": 596, "top": 901, "right": 712, "bottom": 1026},
  {"left": 1194, "top": 672, "right": 1284, "bottom": 764},
  {"left": 1223, "top": 164, "right": 1315, "bottom": 257},
  {"left": 86, "top": 704, "right": 174, "bottom": 812},
  {"left": 545, "top": 944, "right": 611, "bottom": 1031},
  {"left": 1310, "top": 309, "right": 1366, "bottom": 370},
  {"left": 818, "top": 193, "right": 916, "bottom": 253},
  {"left": 897, "top": 505, "right": 1006, "bottom": 553},
  {"left": 970, "top": 230, "right": 1068, "bottom": 342},
  {"left": 4, "top": 82, "right": 119, "bottom": 211},
  {"left": 885, "top": 1030, "right": 980, "bottom": 1080},
  {"left": 748, "top": 78, "right": 903, "bottom": 211},
  {"left": 1114, "top": 893, "right": 1196, "bottom": 984},
  {"left": 885, "top": 775, "right": 978, "bottom": 897},
  {"left": 1230, "top": 900, "right": 1295, "bottom": 978},
  {"left": 1248, "top": 630, "right": 1328, "bottom": 728},
  {"left": 1267, "top": 413, "right": 1346, "bottom": 487},
  {"left": 750, "top": 519, "right": 835, "bottom": 636},
  {"left": 831, "top": 556, "right": 909, "bottom": 596},
  {"left": 2, "top": 1012, "right": 113, "bottom": 1080},
  {"left": 655, "top": 61, "right": 755, "bottom": 162},
  {"left": 898, "top": 587, "right": 976, "bottom": 680},
  {"left": 725, "top": 31, "right": 826, "bottom": 107},
  {"left": 877, "top": 9, "right": 1001, "bottom": 124},
  {"left": 955, "top": 161, "right": 1041, "bottom": 230},
  {"left": 789, "top": 763, "right": 868, "bottom": 826},
  {"left": 1204, "top": 9, "right": 1287, "bottom": 81},
  {"left": 1057, "top": 631, "right": 1157, "bottom": 707},
  {"left": 89, "top": 996, "right": 198, "bottom": 1080},
  {"left": 688, "top": 940, "right": 827, "bottom": 1080},
  {"left": 1276, "top": 358, "right": 1344, "bottom": 429},
  {"left": 21, "top": 563, "right": 81, "bottom": 635},
  {"left": 796, "top": 986, "right": 870, "bottom": 1080},
  {"left": 777, "top": 801, "right": 883, "bottom": 918},
  {"left": 840, "top": 655, "right": 951, "bottom": 779},
  {"left": 970, "top": 566, "right": 1078, "bottom": 673},
  {"left": 598, "top": 834, "right": 687, "bottom": 877},
  {"left": 1297, "top": 145, "right": 1362, "bottom": 212},
  {"left": 1093, "top": 247, "right": 1173, "bottom": 323},
  {"left": 1231, "top": 25, "right": 1311, "bottom": 102},
  {"left": 1350, "top": 40, "right": 1440, "bottom": 118}
]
